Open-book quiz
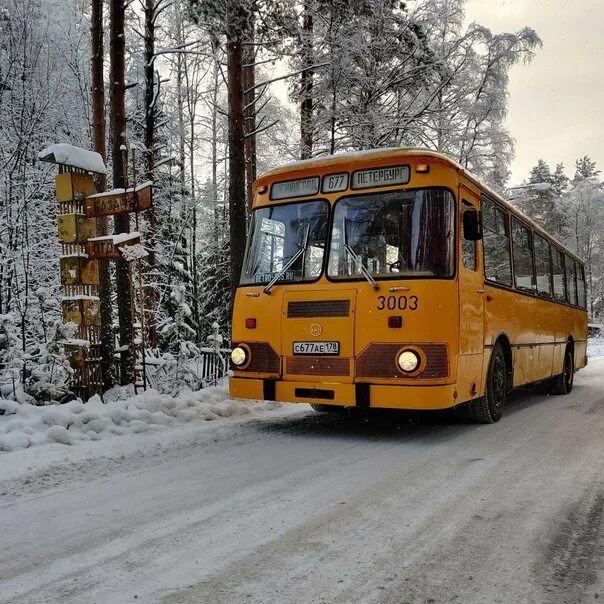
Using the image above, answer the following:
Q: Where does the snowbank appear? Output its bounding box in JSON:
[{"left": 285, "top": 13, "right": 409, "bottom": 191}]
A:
[
  {"left": 587, "top": 337, "right": 604, "bottom": 359},
  {"left": 0, "top": 384, "right": 280, "bottom": 453}
]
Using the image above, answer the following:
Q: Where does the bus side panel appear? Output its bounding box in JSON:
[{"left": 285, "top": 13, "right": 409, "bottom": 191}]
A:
[{"left": 456, "top": 353, "right": 484, "bottom": 402}]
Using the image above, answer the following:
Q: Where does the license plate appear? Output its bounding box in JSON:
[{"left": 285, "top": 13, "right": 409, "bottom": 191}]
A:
[{"left": 293, "top": 341, "right": 340, "bottom": 355}]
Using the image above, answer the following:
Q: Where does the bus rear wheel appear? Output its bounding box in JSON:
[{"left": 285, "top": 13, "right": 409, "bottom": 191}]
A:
[
  {"left": 470, "top": 343, "right": 506, "bottom": 424},
  {"left": 551, "top": 346, "right": 574, "bottom": 395}
]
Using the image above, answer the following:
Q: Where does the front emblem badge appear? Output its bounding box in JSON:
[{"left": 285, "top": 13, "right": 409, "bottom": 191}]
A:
[{"left": 309, "top": 323, "right": 322, "bottom": 337}]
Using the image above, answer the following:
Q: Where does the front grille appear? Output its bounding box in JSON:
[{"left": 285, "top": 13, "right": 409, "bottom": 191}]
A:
[
  {"left": 356, "top": 343, "right": 449, "bottom": 379},
  {"left": 286, "top": 356, "right": 350, "bottom": 376},
  {"left": 287, "top": 300, "right": 350, "bottom": 318},
  {"left": 234, "top": 342, "right": 280, "bottom": 374}
]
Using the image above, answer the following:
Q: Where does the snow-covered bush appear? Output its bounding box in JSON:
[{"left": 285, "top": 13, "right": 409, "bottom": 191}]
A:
[{"left": 25, "top": 321, "right": 76, "bottom": 404}]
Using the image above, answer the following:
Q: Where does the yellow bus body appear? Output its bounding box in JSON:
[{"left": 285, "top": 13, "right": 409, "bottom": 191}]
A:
[{"left": 230, "top": 149, "right": 588, "bottom": 413}]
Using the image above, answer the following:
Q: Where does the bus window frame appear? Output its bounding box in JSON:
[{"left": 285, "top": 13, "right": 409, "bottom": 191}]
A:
[
  {"left": 533, "top": 232, "right": 554, "bottom": 299},
  {"left": 461, "top": 200, "right": 478, "bottom": 272},
  {"left": 551, "top": 244, "right": 567, "bottom": 303},
  {"left": 510, "top": 216, "right": 535, "bottom": 294},
  {"left": 325, "top": 186, "right": 458, "bottom": 285},
  {"left": 565, "top": 254, "right": 579, "bottom": 307},
  {"left": 577, "top": 264, "right": 587, "bottom": 309},
  {"left": 238, "top": 197, "right": 330, "bottom": 288},
  {"left": 481, "top": 195, "right": 513, "bottom": 289}
]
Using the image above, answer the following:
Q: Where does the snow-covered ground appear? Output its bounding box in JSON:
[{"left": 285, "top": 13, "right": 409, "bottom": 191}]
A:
[
  {"left": 0, "top": 354, "right": 602, "bottom": 603},
  {"left": 588, "top": 336, "right": 604, "bottom": 359},
  {"left": 0, "top": 384, "right": 304, "bottom": 484},
  {"left": 0, "top": 361, "right": 601, "bottom": 603}
]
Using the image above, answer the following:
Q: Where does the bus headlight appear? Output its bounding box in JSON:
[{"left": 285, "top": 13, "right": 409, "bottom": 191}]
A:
[
  {"left": 397, "top": 350, "right": 420, "bottom": 373},
  {"left": 231, "top": 346, "right": 248, "bottom": 366}
]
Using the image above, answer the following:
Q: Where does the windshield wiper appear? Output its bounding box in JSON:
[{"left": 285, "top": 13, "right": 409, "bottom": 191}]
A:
[
  {"left": 263, "top": 224, "right": 310, "bottom": 295},
  {"left": 342, "top": 219, "right": 379, "bottom": 290}
]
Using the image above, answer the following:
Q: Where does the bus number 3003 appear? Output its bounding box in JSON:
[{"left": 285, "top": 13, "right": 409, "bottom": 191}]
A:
[{"left": 377, "top": 295, "right": 419, "bottom": 311}]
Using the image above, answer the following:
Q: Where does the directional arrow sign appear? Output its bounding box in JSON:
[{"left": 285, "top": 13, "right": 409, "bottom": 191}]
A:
[
  {"left": 85, "top": 182, "right": 153, "bottom": 218},
  {"left": 85, "top": 233, "right": 142, "bottom": 260}
]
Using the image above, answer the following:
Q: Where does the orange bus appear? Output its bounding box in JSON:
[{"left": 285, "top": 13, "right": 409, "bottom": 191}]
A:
[{"left": 229, "top": 149, "right": 588, "bottom": 422}]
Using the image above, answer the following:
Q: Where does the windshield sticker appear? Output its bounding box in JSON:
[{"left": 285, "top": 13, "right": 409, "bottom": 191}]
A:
[
  {"left": 271, "top": 177, "right": 320, "bottom": 200},
  {"left": 352, "top": 165, "right": 410, "bottom": 189},
  {"left": 254, "top": 270, "right": 295, "bottom": 283}
]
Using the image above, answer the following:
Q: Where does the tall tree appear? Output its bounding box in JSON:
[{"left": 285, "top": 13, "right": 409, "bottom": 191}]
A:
[
  {"left": 299, "top": 0, "right": 314, "bottom": 159},
  {"left": 110, "top": 0, "right": 135, "bottom": 384},
  {"left": 91, "top": 0, "right": 115, "bottom": 389}
]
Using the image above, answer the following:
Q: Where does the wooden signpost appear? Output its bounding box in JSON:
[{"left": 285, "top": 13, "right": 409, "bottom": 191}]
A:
[
  {"left": 85, "top": 233, "right": 142, "bottom": 260},
  {"left": 84, "top": 175, "right": 153, "bottom": 393},
  {"left": 40, "top": 143, "right": 153, "bottom": 398},
  {"left": 85, "top": 182, "right": 152, "bottom": 218}
]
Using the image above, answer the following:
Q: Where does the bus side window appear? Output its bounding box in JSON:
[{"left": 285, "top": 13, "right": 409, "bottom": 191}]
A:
[
  {"left": 511, "top": 218, "right": 535, "bottom": 292},
  {"left": 482, "top": 197, "right": 512, "bottom": 286},
  {"left": 577, "top": 264, "right": 587, "bottom": 308},
  {"left": 534, "top": 234, "right": 553, "bottom": 298},
  {"left": 462, "top": 201, "right": 476, "bottom": 271},
  {"left": 566, "top": 255, "right": 578, "bottom": 306},
  {"left": 552, "top": 247, "right": 567, "bottom": 302}
]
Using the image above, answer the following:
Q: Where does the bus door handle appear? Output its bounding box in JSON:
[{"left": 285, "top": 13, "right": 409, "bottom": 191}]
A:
[
  {"left": 477, "top": 289, "right": 485, "bottom": 294},
  {"left": 389, "top": 286, "right": 410, "bottom": 292}
]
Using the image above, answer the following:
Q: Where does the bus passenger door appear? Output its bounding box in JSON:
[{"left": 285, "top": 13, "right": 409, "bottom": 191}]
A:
[{"left": 458, "top": 190, "right": 485, "bottom": 398}]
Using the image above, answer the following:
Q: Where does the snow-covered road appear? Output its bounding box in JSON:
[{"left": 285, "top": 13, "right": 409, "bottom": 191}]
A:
[{"left": 1, "top": 360, "right": 603, "bottom": 604}]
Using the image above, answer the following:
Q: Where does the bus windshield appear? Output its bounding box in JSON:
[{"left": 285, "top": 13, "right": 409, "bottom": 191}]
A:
[
  {"left": 240, "top": 200, "right": 329, "bottom": 285},
  {"left": 328, "top": 188, "right": 455, "bottom": 280}
]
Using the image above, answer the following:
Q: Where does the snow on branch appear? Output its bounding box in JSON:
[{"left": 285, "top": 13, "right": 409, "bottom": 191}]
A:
[{"left": 245, "top": 63, "right": 329, "bottom": 94}]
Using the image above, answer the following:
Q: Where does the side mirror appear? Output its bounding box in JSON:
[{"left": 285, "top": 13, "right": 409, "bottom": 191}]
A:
[{"left": 463, "top": 208, "right": 482, "bottom": 241}]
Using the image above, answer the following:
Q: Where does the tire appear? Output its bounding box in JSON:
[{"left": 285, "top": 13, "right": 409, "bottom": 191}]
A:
[
  {"left": 470, "top": 342, "right": 507, "bottom": 423},
  {"left": 551, "top": 346, "right": 574, "bottom": 395}
]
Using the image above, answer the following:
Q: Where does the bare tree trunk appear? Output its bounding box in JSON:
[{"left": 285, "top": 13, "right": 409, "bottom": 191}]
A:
[
  {"left": 243, "top": 16, "right": 256, "bottom": 211},
  {"left": 144, "top": 0, "right": 158, "bottom": 346},
  {"left": 110, "top": 0, "right": 134, "bottom": 384},
  {"left": 188, "top": 103, "right": 200, "bottom": 342},
  {"left": 226, "top": 7, "right": 247, "bottom": 296},
  {"left": 300, "top": 2, "right": 314, "bottom": 159},
  {"left": 91, "top": 0, "right": 115, "bottom": 389},
  {"left": 211, "top": 47, "right": 220, "bottom": 244},
  {"left": 175, "top": 9, "right": 187, "bottom": 220}
]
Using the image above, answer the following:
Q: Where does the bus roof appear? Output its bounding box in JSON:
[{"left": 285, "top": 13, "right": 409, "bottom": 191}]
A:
[{"left": 257, "top": 147, "right": 584, "bottom": 266}]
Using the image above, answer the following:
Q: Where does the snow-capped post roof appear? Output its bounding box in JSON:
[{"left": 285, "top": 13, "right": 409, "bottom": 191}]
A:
[{"left": 38, "top": 144, "right": 107, "bottom": 175}]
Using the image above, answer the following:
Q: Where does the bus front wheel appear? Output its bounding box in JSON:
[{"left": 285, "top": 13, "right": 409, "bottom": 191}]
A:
[
  {"left": 551, "top": 346, "right": 574, "bottom": 395},
  {"left": 471, "top": 343, "right": 506, "bottom": 424}
]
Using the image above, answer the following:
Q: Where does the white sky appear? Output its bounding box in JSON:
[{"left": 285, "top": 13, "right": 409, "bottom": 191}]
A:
[{"left": 465, "top": 0, "right": 604, "bottom": 184}]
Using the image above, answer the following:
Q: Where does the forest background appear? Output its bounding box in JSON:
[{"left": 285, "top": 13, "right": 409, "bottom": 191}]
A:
[{"left": 0, "top": 0, "right": 602, "bottom": 402}]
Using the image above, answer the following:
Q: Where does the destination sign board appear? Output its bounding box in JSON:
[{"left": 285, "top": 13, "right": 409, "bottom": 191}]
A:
[
  {"left": 85, "top": 234, "right": 141, "bottom": 260},
  {"left": 322, "top": 172, "right": 349, "bottom": 194},
  {"left": 352, "top": 165, "right": 410, "bottom": 190},
  {"left": 85, "top": 182, "right": 152, "bottom": 218},
  {"left": 270, "top": 177, "right": 319, "bottom": 200}
]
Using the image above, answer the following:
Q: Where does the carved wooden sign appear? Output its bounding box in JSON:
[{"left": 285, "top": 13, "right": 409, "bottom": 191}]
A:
[
  {"left": 85, "top": 233, "right": 141, "bottom": 260},
  {"left": 84, "top": 182, "right": 152, "bottom": 218}
]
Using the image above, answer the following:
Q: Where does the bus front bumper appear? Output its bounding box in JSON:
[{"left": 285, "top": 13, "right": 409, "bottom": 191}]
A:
[{"left": 229, "top": 377, "right": 460, "bottom": 411}]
